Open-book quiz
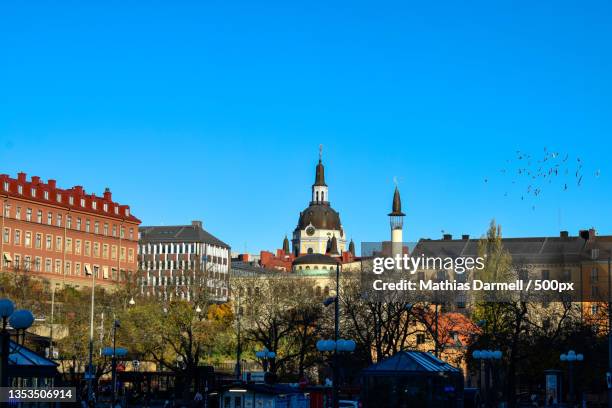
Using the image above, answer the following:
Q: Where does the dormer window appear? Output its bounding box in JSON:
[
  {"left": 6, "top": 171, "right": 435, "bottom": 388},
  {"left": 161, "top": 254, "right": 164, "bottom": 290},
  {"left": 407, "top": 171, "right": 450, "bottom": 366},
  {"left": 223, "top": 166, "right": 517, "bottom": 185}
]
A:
[
  {"left": 80, "top": 198, "right": 85, "bottom": 207},
  {"left": 114, "top": 206, "right": 119, "bottom": 215},
  {"left": 3, "top": 182, "right": 8, "bottom": 191},
  {"left": 56, "top": 193, "right": 62, "bottom": 202},
  {"left": 103, "top": 203, "right": 108, "bottom": 212},
  {"left": 92, "top": 201, "right": 97, "bottom": 210},
  {"left": 31, "top": 188, "right": 36, "bottom": 197},
  {"left": 44, "top": 191, "right": 49, "bottom": 200},
  {"left": 17, "top": 185, "right": 23, "bottom": 194},
  {"left": 125, "top": 208, "right": 130, "bottom": 216},
  {"left": 69, "top": 196, "right": 74, "bottom": 205}
]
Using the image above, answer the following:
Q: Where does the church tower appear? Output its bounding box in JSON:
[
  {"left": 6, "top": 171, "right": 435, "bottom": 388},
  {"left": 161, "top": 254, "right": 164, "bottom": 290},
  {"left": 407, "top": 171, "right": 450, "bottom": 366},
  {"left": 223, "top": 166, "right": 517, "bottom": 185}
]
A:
[
  {"left": 312, "top": 146, "right": 328, "bottom": 204},
  {"left": 292, "top": 146, "right": 346, "bottom": 256},
  {"left": 388, "top": 187, "right": 405, "bottom": 257}
]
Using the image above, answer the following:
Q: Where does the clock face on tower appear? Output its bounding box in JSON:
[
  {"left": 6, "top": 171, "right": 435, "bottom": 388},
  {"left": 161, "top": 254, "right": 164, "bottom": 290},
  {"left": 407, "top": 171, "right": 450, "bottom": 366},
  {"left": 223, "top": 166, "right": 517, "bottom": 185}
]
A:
[{"left": 306, "top": 226, "right": 315, "bottom": 236}]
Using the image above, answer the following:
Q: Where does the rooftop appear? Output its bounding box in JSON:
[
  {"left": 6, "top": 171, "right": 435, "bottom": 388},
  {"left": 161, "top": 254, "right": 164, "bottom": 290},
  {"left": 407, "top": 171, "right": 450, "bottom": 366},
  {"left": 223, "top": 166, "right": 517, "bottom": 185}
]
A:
[{"left": 139, "top": 220, "right": 229, "bottom": 248}]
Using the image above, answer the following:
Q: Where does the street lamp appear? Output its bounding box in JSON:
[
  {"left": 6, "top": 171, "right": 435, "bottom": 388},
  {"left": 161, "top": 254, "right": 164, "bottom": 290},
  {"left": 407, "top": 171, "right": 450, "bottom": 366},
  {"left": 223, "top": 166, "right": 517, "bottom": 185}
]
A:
[
  {"left": 472, "top": 349, "right": 502, "bottom": 407},
  {"left": 560, "top": 350, "right": 583, "bottom": 403},
  {"left": 255, "top": 347, "right": 276, "bottom": 372},
  {"left": 111, "top": 319, "right": 121, "bottom": 406},
  {"left": 317, "top": 338, "right": 356, "bottom": 408},
  {"left": 128, "top": 297, "right": 135, "bottom": 306},
  {"left": 0, "top": 298, "right": 34, "bottom": 387}
]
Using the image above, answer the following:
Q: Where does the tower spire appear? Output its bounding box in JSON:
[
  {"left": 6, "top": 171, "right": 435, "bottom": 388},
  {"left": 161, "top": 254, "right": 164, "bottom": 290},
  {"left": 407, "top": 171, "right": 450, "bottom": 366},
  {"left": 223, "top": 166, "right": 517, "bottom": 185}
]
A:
[{"left": 312, "top": 145, "right": 328, "bottom": 204}]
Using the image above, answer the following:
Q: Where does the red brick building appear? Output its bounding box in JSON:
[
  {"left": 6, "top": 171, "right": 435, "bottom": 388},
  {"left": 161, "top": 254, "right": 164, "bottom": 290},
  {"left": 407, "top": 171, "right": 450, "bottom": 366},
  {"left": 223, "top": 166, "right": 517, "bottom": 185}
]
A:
[{"left": 0, "top": 172, "right": 140, "bottom": 289}]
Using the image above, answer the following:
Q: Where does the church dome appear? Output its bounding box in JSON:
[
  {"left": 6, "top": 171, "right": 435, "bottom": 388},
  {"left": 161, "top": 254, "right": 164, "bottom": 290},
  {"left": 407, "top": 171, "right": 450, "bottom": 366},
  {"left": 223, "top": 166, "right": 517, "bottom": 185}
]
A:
[{"left": 298, "top": 204, "right": 342, "bottom": 230}]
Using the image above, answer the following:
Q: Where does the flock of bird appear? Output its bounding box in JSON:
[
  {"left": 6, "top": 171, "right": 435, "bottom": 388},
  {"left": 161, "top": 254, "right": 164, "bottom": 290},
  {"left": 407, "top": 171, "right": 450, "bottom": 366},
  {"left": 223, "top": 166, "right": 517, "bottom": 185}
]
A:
[{"left": 484, "top": 147, "right": 600, "bottom": 210}]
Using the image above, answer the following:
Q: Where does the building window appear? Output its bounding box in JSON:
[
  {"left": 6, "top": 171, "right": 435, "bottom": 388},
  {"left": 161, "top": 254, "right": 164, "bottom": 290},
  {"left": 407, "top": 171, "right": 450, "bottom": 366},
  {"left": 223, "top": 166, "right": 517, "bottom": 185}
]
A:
[
  {"left": 102, "top": 244, "right": 109, "bottom": 259},
  {"left": 114, "top": 206, "right": 119, "bottom": 215},
  {"left": 120, "top": 226, "right": 125, "bottom": 238},
  {"left": 111, "top": 245, "right": 117, "bottom": 260},
  {"left": 75, "top": 239, "right": 82, "bottom": 255},
  {"left": 92, "top": 201, "right": 97, "bottom": 210},
  {"left": 591, "top": 267, "right": 598, "bottom": 283},
  {"left": 37, "top": 210, "right": 42, "bottom": 223},
  {"left": 15, "top": 207, "right": 21, "bottom": 220},
  {"left": 86, "top": 220, "right": 90, "bottom": 232},
  {"left": 24, "top": 256, "right": 31, "bottom": 271},
  {"left": 541, "top": 269, "right": 550, "bottom": 280},
  {"left": 34, "top": 257, "right": 41, "bottom": 272},
  {"left": 94, "top": 221, "right": 99, "bottom": 234},
  {"left": 125, "top": 208, "right": 130, "bottom": 216},
  {"left": 14, "top": 230, "right": 21, "bottom": 245},
  {"left": 56, "top": 214, "right": 62, "bottom": 227},
  {"left": 3, "top": 228, "right": 9, "bottom": 244},
  {"left": 85, "top": 241, "right": 91, "bottom": 256},
  {"left": 76, "top": 217, "right": 81, "bottom": 230},
  {"left": 129, "top": 228, "right": 134, "bottom": 240},
  {"left": 104, "top": 223, "right": 109, "bottom": 236},
  {"left": 24, "top": 232, "right": 31, "bottom": 247},
  {"left": 3, "top": 182, "right": 8, "bottom": 191},
  {"left": 128, "top": 248, "right": 134, "bottom": 262},
  {"left": 26, "top": 208, "right": 32, "bottom": 222},
  {"left": 46, "top": 235, "right": 52, "bottom": 250},
  {"left": 17, "top": 185, "right": 22, "bottom": 195},
  {"left": 54, "top": 260, "right": 61, "bottom": 274},
  {"left": 80, "top": 198, "right": 85, "bottom": 207},
  {"left": 56, "top": 236, "right": 62, "bottom": 251},
  {"left": 56, "top": 193, "right": 62, "bottom": 203},
  {"left": 44, "top": 191, "right": 49, "bottom": 200},
  {"left": 14, "top": 255, "right": 20, "bottom": 270},
  {"left": 103, "top": 203, "right": 108, "bottom": 212},
  {"left": 67, "top": 215, "right": 72, "bottom": 229},
  {"left": 35, "top": 233, "right": 42, "bottom": 249},
  {"left": 592, "top": 285, "right": 599, "bottom": 298},
  {"left": 31, "top": 188, "right": 36, "bottom": 197},
  {"left": 3, "top": 204, "right": 9, "bottom": 217},
  {"left": 47, "top": 212, "right": 52, "bottom": 225},
  {"left": 69, "top": 196, "right": 74, "bottom": 205},
  {"left": 66, "top": 238, "right": 72, "bottom": 253},
  {"left": 93, "top": 242, "right": 100, "bottom": 257},
  {"left": 65, "top": 261, "right": 71, "bottom": 275},
  {"left": 75, "top": 263, "right": 81, "bottom": 276},
  {"left": 112, "top": 225, "right": 117, "bottom": 237},
  {"left": 45, "top": 258, "right": 52, "bottom": 273}
]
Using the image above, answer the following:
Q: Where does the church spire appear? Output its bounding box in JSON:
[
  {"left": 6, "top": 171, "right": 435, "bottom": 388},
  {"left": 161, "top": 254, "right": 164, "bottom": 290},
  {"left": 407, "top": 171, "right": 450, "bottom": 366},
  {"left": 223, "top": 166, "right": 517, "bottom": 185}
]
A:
[
  {"left": 314, "top": 144, "right": 327, "bottom": 186},
  {"left": 282, "top": 235, "right": 290, "bottom": 253},
  {"left": 312, "top": 145, "right": 329, "bottom": 204}
]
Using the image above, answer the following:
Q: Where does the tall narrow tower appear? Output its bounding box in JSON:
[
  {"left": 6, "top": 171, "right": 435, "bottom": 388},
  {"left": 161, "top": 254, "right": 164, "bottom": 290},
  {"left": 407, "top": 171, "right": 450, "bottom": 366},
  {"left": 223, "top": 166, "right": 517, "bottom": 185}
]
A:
[
  {"left": 388, "top": 186, "right": 405, "bottom": 256},
  {"left": 312, "top": 145, "right": 328, "bottom": 205}
]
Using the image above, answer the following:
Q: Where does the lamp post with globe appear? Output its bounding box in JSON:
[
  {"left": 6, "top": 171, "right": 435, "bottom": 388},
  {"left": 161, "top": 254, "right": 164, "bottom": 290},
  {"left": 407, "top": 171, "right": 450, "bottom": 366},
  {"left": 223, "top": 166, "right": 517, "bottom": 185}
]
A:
[
  {"left": 0, "top": 298, "right": 35, "bottom": 387},
  {"left": 560, "top": 350, "right": 583, "bottom": 403},
  {"left": 317, "top": 338, "right": 356, "bottom": 408}
]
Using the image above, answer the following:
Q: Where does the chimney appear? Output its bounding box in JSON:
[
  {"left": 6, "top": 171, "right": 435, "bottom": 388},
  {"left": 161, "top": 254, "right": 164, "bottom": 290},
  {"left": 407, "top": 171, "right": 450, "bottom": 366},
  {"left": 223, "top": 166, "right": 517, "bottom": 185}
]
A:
[
  {"left": 48, "top": 179, "right": 57, "bottom": 189},
  {"left": 560, "top": 231, "right": 569, "bottom": 238},
  {"left": 462, "top": 234, "right": 470, "bottom": 240},
  {"left": 579, "top": 230, "right": 591, "bottom": 241},
  {"left": 191, "top": 220, "right": 203, "bottom": 229},
  {"left": 73, "top": 185, "right": 83, "bottom": 195},
  {"left": 31, "top": 176, "right": 40, "bottom": 184},
  {"left": 17, "top": 172, "right": 26, "bottom": 182},
  {"left": 443, "top": 234, "right": 452, "bottom": 241},
  {"left": 103, "top": 187, "right": 112, "bottom": 201}
]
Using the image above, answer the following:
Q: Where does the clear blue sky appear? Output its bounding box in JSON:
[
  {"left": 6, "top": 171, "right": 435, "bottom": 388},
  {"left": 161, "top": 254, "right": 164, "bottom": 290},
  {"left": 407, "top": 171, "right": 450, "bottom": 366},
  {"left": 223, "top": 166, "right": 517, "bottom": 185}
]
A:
[{"left": 1, "top": 1, "right": 610, "bottom": 253}]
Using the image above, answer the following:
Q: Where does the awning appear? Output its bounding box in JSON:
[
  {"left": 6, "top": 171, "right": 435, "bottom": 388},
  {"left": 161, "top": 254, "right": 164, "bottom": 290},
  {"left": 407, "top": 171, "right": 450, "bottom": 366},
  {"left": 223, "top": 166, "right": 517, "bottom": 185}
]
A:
[
  {"left": 3, "top": 253, "right": 12, "bottom": 262},
  {"left": 84, "top": 264, "right": 91, "bottom": 275}
]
